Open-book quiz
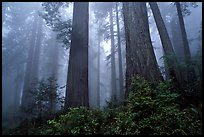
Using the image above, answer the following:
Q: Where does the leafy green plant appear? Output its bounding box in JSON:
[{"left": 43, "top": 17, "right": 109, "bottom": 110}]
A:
[
  {"left": 46, "top": 107, "right": 103, "bottom": 135},
  {"left": 8, "top": 76, "right": 202, "bottom": 135},
  {"left": 22, "top": 77, "right": 65, "bottom": 118}
]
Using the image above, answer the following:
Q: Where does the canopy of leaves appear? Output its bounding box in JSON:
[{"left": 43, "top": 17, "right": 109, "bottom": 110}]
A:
[{"left": 40, "top": 2, "right": 72, "bottom": 49}]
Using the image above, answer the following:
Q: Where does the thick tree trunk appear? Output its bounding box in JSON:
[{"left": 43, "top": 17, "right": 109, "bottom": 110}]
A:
[
  {"left": 21, "top": 13, "right": 38, "bottom": 110},
  {"left": 176, "top": 2, "right": 197, "bottom": 83},
  {"left": 110, "top": 8, "right": 117, "bottom": 101},
  {"left": 65, "top": 2, "right": 89, "bottom": 108},
  {"left": 149, "top": 2, "right": 182, "bottom": 86},
  {"left": 116, "top": 2, "right": 124, "bottom": 101},
  {"left": 123, "top": 2, "right": 163, "bottom": 97}
]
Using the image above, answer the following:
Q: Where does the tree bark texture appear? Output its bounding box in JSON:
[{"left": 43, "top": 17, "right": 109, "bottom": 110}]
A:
[
  {"left": 123, "top": 2, "right": 163, "bottom": 97},
  {"left": 65, "top": 2, "right": 89, "bottom": 108}
]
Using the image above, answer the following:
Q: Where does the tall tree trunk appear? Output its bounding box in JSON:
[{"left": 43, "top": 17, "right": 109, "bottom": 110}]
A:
[
  {"left": 171, "top": 15, "right": 185, "bottom": 63},
  {"left": 123, "top": 2, "right": 163, "bottom": 97},
  {"left": 12, "top": 68, "right": 21, "bottom": 121},
  {"left": 30, "top": 16, "right": 43, "bottom": 84},
  {"left": 149, "top": 2, "right": 182, "bottom": 86},
  {"left": 116, "top": 2, "right": 124, "bottom": 101},
  {"left": 176, "top": 2, "right": 197, "bottom": 83},
  {"left": 109, "top": 8, "right": 117, "bottom": 101},
  {"left": 50, "top": 32, "right": 59, "bottom": 112},
  {"left": 170, "top": 14, "right": 187, "bottom": 82},
  {"left": 21, "top": 12, "right": 38, "bottom": 110},
  {"left": 65, "top": 2, "right": 89, "bottom": 108},
  {"left": 96, "top": 32, "right": 100, "bottom": 108}
]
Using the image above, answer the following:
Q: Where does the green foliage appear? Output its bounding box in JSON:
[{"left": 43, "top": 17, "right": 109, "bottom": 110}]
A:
[
  {"left": 161, "top": 53, "right": 177, "bottom": 67},
  {"left": 161, "top": 50, "right": 202, "bottom": 98},
  {"left": 40, "top": 2, "right": 72, "bottom": 49},
  {"left": 9, "top": 76, "right": 202, "bottom": 135},
  {"left": 22, "top": 77, "right": 64, "bottom": 119},
  {"left": 46, "top": 107, "right": 103, "bottom": 135}
]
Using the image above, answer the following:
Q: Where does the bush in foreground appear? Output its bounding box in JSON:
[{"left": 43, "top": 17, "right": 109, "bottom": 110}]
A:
[{"left": 7, "top": 76, "right": 202, "bottom": 135}]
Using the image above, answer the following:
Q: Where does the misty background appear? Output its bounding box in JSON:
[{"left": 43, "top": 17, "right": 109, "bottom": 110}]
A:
[{"left": 2, "top": 2, "right": 202, "bottom": 129}]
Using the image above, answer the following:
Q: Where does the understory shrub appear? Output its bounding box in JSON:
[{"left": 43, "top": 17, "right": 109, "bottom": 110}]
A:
[{"left": 7, "top": 76, "right": 202, "bottom": 135}]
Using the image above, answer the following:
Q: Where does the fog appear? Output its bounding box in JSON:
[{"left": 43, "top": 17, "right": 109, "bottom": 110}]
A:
[{"left": 2, "top": 2, "right": 202, "bottom": 130}]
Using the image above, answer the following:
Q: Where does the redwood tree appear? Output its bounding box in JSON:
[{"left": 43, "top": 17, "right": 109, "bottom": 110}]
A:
[
  {"left": 176, "top": 2, "right": 197, "bottom": 84},
  {"left": 149, "top": 2, "right": 182, "bottom": 87},
  {"left": 109, "top": 6, "right": 117, "bottom": 101},
  {"left": 116, "top": 2, "right": 124, "bottom": 101},
  {"left": 65, "top": 2, "right": 89, "bottom": 108},
  {"left": 123, "top": 2, "right": 163, "bottom": 97},
  {"left": 21, "top": 12, "right": 39, "bottom": 110}
]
